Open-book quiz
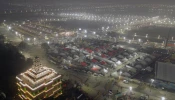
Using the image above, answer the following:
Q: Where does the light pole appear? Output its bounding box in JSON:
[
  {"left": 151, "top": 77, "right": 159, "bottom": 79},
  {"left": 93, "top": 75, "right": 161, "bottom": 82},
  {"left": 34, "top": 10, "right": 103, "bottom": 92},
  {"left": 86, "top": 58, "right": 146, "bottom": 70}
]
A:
[
  {"left": 129, "top": 86, "right": 132, "bottom": 94},
  {"left": 134, "top": 33, "right": 137, "bottom": 37},
  {"left": 138, "top": 39, "right": 141, "bottom": 42},
  {"left": 15, "top": 32, "right": 18, "bottom": 35},
  {"left": 150, "top": 79, "right": 154, "bottom": 92},
  {"left": 129, "top": 40, "right": 131, "bottom": 43},
  {"left": 158, "top": 35, "right": 160, "bottom": 39},
  {"left": 33, "top": 38, "right": 36, "bottom": 45},
  {"left": 123, "top": 37, "right": 126, "bottom": 41},
  {"left": 119, "top": 71, "right": 122, "bottom": 80},
  {"left": 146, "top": 34, "right": 148, "bottom": 38},
  {"left": 8, "top": 26, "right": 11, "bottom": 30},
  {"left": 84, "top": 30, "right": 87, "bottom": 34},
  {"left": 27, "top": 38, "right": 30, "bottom": 41},
  {"left": 161, "top": 97, "right": 165, "bottom": 100},
  {"left": 56, "top": 34, "right": 58, "bottom": 37},
  {"left": 151, "top": 79, "right": 154, "bottom": 86}
]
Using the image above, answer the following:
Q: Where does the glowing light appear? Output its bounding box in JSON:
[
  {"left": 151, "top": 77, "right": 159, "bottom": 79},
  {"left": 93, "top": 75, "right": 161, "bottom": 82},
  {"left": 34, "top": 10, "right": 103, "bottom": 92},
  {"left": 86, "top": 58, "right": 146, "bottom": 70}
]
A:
[
  {"left": 8, "top": 26, "right": 11, "bottom": 30},
  {"left": 120, "top": 71, "right": 122, "bottom": 75},
  {"left": 123, "top": 37, "right": 126, "bottom": 40},
  {"left": 134, "top": 33, "right": 137, "bottom": 36},
  {"left": 27, "top": 38, "right": 30, "bottom": 41},
  {"left": 129, "top": 87, "right": 132, "bottom": 91},
  {"left": 162, "top": 97, "right": 165, "bottom": 100},
  {"left": 84, "top": 30, "right": 87, "bottom": 33},
  {"left": 117, "top": 61, "right": 121, "bottom": 65},
  {"left": 151, "top": 79, "right": 154, "bottom": 83},
  {"left": 129, "top": 40, "right": 131, "bottom": 43},
  {"left": 138, "top": 39, "right": 141, "bottom": 42}
]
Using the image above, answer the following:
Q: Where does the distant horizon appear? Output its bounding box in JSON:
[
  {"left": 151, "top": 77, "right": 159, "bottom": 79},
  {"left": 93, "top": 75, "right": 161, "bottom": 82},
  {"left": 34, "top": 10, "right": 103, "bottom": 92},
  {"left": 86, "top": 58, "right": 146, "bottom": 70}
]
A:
[{"left": 2, "top": 0, "right": 175, "bottom": 5}]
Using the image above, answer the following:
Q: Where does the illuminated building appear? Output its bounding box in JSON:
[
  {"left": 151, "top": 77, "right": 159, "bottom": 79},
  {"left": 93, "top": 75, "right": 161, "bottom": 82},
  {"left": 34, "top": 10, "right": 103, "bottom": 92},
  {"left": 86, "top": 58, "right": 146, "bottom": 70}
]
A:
[
  {"left": 16, "top": 57, "right": 62, "bottom": 100},
  {"left": 60, "top": 31, "right": 75, "bottom": 37}
]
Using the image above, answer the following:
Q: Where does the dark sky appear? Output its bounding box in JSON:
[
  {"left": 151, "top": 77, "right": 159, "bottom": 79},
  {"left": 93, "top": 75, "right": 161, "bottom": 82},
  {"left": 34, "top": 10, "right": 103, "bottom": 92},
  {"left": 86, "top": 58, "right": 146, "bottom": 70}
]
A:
[
  {"left": 1, "top": 0, "right": 175, "bottom": 4},
  {"left": 58, "top": 0, "right": 174, "bottom": 4}
]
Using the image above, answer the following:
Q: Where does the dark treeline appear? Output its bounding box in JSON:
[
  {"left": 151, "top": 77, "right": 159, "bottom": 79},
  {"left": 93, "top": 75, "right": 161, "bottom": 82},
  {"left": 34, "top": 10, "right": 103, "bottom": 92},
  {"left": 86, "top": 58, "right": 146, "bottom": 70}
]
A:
[{"left": 0, "top": 35, "right": 33, "bottom": 99}]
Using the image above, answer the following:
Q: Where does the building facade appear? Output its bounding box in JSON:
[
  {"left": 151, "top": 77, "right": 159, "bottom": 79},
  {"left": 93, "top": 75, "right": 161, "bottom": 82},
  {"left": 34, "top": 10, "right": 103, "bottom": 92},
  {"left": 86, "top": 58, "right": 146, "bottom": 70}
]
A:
[{"left": 16, "top": 57, "right": 62, "bottom": 100}]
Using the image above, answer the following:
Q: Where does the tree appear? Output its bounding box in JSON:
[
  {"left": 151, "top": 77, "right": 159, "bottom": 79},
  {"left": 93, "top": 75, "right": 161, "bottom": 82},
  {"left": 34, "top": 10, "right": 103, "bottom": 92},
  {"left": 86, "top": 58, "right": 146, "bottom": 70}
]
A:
[
  {"left": 41, "top": 43, "right": 49, "bottom": 50},
  {"left": 0, "top": 35, "right": 5, "bottom": 43},
  {"left": 0, "top": 42, "right": 31, "bottom": 99},
  {"left": 18, "top": 41, "right": 28, "bottom": 50}
]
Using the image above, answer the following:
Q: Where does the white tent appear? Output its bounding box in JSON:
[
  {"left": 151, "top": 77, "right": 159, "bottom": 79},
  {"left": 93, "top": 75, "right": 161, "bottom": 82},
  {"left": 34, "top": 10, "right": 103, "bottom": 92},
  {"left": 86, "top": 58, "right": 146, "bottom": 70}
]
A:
[{"left": 111, "top": 72, "right": 118, "bottom": 77}]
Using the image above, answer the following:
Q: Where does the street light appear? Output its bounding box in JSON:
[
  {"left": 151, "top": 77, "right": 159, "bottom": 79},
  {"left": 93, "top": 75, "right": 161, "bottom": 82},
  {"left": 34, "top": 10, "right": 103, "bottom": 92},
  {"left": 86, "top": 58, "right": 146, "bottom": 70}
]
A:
[
  {"left": 56, "top": 34, "right": 58, "bottom": 37},
  {"left": 8, "top": 26, "right": 11, "bottom": 30},
  {"left": 129, "top": 40, "right": 131, "bottom": 43},
  {"left": 162, "top": 41, "right": 165, "bottom": 45},
  {"left": 150, "top": 79, "right": 154, "bottom": 92},
  {"left": 118, "top": 71, "right": 122, "bottom": 79},
  {"left": 138, "top": 39, "right": 141, "bottom": 42},
  {"left": 161, "top": 97, "right": 165, "bottom": 100},
  {"left": 15, "top": 32, "right": 18, "bottom": 35},
  {"left": 27, "top": 38, "right": 30, "bottom": 41},
  {"left": 134, "top": 33, "right": 137, "bottom": 36},
  {"left": 158, "top": 35, "right": 160, "bottom": 39},
  {"left": 84, "top": 30, "right": 87, "bottom": 33},
  {"left": 151, "top": 79, "right": 154, "bottom": 84},
  {"left": 120, "top": 71, "right": 122, "bottom": 75},
  {"left": 146, "top": 34, "right": 148, "bottom": 38},
  {"left": 129, "top": 86, "right": 132, "bottom": 91},
  {"left": 103, "top": 68, "right": 108, "bottom": 73}
]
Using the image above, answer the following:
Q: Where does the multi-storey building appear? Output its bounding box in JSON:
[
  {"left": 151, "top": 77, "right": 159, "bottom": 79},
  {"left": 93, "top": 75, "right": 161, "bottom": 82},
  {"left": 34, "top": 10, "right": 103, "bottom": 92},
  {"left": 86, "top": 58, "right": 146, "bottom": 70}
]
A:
[{"left": 16, "top": 57, "right": 62, "bottom": 100}]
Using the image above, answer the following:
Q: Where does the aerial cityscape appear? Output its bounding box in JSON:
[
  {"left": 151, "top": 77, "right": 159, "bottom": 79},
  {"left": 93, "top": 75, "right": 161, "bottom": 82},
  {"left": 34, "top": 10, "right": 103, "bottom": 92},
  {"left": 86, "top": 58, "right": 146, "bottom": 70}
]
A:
[{"left": 0, "top": 0, "right": 175, "bottom": 100}]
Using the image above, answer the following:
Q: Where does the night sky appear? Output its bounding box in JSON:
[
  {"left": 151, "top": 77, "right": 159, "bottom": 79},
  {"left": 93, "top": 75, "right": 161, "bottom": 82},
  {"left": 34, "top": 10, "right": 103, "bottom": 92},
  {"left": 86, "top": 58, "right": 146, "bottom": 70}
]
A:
[{"left": 1, "top": 0, "right": 175, "bottom": 4}]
